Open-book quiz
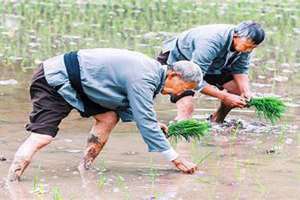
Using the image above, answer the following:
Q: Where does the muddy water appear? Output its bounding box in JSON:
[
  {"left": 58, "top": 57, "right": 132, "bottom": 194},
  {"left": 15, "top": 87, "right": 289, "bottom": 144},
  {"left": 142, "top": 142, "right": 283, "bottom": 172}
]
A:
[{"left": 0, "top": 67, "right": 300, "bottom": 200}]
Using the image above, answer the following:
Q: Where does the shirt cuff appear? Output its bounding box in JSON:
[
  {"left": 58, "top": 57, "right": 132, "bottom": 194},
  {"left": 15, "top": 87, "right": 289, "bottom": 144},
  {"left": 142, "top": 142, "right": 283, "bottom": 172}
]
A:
[
  {"left": 161, "top": 148, "right": 179, "bottom": 161},
  {"left": 197, "top": 80, "right": 208, "bottom": 91}
]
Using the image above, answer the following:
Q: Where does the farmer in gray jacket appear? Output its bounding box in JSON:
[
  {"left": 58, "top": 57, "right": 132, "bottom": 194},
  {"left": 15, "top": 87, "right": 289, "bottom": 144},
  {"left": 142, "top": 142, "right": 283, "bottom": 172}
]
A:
[
  {"left": 8, "top": 48, "right": 202, "bottom": 181},
  {"left": 157, "top": 21, "right": 265, "bottom": 122}
]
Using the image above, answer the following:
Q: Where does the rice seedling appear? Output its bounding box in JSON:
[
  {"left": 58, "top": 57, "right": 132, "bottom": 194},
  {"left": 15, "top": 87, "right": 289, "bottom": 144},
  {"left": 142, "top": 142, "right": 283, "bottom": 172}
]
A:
[
  {"left": 33, "top": 174, "right": 44, "bottom": 194},
  {"left": 52, "top": 187, "right": 64, "bottom": 200},
  {"left": 167, "top": 119, "right": 211, "bottom": 142},
  {"left": 193, "top": 151, "right": 213, "bottom": 165},
  {"left": 116, "top": 175, "right": 130, "bottom": 200},
  {"left": 116, "top": 175, "right": 125, "bottom": 188},
  {"left": 247, "top": 97, "right": 287, "bottom": 123},
  {"left": 149, "top": 166, "right": 159, "bottom": 187},
  {"left": 97, "top": 174, "right": 107, "bottom": 189},
  {"left": 32, "top": 164, "right": 45, "bottom": 196}
]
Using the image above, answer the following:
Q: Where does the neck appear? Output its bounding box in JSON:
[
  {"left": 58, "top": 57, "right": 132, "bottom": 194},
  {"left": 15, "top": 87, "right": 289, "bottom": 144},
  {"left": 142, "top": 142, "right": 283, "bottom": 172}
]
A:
[{"left": 230, "top": 38, "right": 237, "bottom": 52}]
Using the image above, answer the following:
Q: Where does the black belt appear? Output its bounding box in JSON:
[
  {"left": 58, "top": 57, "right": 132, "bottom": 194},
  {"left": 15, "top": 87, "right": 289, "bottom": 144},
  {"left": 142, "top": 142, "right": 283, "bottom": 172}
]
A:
[
  {"left": 175, "top": 39, "right": 189, "bottom": 60},
  {"left": 63, "top": 51, "right": 104, "bottom": 117}
]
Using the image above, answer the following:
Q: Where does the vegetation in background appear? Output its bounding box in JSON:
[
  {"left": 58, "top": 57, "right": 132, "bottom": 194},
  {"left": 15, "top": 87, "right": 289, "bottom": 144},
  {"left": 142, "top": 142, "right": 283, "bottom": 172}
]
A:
[{"left": 0, "top": 0, "right": 299, "bottom": 71}]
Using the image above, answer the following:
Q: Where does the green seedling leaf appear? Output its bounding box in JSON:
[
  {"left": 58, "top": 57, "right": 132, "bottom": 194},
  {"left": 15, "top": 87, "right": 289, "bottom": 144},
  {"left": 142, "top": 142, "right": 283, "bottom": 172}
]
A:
[
  {"left": 168, "top": 119, "right": 211, "bottom": 142},
  {"left": 248, "top": 96, "right": 286, "bottom": 124}
]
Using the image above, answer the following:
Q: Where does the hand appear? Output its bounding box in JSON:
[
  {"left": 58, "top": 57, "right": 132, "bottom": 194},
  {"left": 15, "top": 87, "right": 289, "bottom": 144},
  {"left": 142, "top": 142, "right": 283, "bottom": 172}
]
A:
[
  {"left": 159, "top": 122, "right": 168, "bottom": 136},
  {"left": 172, "top": 157, "right": 198, "bottom": 174},
  {"left": 221, "top": 92, "right": 247, "bottom": 108},
  {"left": 241, "top": 91, "right": 253, "bottom": 101}
]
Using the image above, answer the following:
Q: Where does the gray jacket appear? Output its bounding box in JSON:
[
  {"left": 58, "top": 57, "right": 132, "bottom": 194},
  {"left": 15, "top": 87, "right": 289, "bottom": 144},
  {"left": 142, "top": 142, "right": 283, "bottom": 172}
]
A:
[
  {"left": 43, "top": 48, "right": 174, "bottom": 154},
  {"left": 163, "top": 24, "right": 251, "bottom": 90}
]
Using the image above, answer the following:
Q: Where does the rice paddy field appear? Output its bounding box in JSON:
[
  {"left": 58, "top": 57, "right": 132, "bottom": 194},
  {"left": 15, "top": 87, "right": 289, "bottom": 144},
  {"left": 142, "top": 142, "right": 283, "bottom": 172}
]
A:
[{"left": 0, "top": 0, "right": 300, "bottom": 199}]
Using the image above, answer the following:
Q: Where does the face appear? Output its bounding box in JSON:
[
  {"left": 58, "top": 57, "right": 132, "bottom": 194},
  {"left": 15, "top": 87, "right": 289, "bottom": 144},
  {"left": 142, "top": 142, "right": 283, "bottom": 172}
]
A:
[
  {"left": 233, "top": 36, "right": 257, "bottom": 53},
  {"left": 162, "top": 72, "right": 197, "bottom": 96}
]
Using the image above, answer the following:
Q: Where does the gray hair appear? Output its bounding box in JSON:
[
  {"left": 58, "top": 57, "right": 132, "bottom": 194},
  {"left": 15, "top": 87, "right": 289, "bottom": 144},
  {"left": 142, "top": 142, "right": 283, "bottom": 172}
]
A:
[
  {"left": 171, "top": 61, "right": 203, "bottom": 86},
  {"left": 234, "top": 21, "right": 265, "bottom": 45}
]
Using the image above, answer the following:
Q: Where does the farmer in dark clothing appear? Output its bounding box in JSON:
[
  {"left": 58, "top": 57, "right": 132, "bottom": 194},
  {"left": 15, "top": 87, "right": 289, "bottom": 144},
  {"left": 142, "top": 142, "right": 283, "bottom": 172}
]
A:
[
  {"left": 157, "top": 21, "right": 265, "bottom": 122},
  {"left": 8, "top": 48, "right": 203, "bottom": 181}
]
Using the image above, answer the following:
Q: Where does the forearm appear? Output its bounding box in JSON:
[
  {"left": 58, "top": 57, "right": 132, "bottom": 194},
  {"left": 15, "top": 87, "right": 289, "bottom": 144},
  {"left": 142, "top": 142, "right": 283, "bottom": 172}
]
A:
[
  {"left": 201, "top": 77, "right": 248, "bottom": 108},
  {"left": 200, "top": 84, "right": 227, "bottom": 100},
  {"left": 233, "top": 74, "right": 251, "bottom": 94}
]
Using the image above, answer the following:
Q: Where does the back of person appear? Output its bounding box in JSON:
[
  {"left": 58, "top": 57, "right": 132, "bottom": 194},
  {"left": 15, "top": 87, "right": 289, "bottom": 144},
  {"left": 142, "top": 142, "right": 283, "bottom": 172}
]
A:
[
  {"left": 178, "top": 24, "right": 234, "bottom": 55},
  {"left": 163, "top": 24, "right": 250, "bottom": 74},
  {"left": 44, "top": 48, "right": 164, "bottom": 111}
]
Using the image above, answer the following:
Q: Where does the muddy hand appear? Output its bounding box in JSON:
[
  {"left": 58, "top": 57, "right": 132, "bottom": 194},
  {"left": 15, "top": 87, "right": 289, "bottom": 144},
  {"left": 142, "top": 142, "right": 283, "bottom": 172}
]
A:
[
  {"left": 222, "top": 93, "right": 247, "bottom": 108},
  {"left": 241, "top": 91, "right": 253, "bottom": 100},
  {"left": 172, "top": 157, "right": 198, "bottom": 174}
]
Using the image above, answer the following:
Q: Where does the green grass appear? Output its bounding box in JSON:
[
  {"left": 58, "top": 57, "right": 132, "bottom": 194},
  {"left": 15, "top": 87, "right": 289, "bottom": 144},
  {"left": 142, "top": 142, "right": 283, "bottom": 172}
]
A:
[
  {"left": 168, "top": 119, "right": 211, "bottom": 142},
  {"left": 248, "top": 97, "right": 287, "bottom": 123},
  {"left": 0, "top": 0, "right": 299, "bottom": 70}
]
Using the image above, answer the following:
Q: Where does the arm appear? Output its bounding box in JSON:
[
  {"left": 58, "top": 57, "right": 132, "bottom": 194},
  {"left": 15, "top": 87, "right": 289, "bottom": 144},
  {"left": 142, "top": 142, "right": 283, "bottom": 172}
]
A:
[
  {"left": 231, "top": 53, "right": 252, "bottom": 99},
  {"left": 201, "top": 84, "right": 227, "bottom": 100},
  {"left": 127, "top": 82, "right": 197, "bottom": 173},
  {"left": 126, "top": 83, "right": 174, "bottom": 154},
  {"left": 233, "top": 74, "right": 252, "bottom": 99},
  {"left": 201, "top": 84, "right": 247, "bottom": 108}
]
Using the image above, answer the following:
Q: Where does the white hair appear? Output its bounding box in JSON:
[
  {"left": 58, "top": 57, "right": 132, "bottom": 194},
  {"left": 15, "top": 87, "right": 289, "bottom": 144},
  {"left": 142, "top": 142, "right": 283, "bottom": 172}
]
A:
[{"left": 171, "top": 61, "right": 203, "bottom": 86}]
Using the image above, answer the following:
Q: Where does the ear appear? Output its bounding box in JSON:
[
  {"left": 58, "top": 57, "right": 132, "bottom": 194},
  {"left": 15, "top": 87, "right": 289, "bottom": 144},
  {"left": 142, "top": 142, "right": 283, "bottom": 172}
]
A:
[
  {"left": 233, "top": 33, "right": 239, "bottom": 38},
  {"left": 169, "top": 71, "right": 182, "bottom": 78}
]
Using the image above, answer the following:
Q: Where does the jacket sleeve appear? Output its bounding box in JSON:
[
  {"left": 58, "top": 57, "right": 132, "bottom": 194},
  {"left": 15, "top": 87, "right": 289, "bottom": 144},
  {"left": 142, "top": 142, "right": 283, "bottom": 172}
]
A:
[
  {"left": 229, "top": 53, "right": 251, "bottom": 74},
  {"left": 126, "top": 81, "right": 172, "bottom": 152}
]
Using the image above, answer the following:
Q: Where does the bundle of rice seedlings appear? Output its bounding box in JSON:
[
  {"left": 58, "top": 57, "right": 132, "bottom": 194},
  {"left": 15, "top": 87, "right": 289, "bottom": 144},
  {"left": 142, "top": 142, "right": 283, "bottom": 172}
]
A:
[
  {"left": 167, "top": 119, "right": 211, "bottom": 142},
  {"left": 247, "top": 96, "right": 286, "bottom": 123}
]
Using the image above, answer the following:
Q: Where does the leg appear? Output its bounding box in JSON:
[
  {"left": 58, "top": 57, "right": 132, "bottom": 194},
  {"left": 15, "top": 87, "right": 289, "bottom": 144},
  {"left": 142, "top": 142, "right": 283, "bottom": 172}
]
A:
[
  {"left": 8, "top": 65, "right": 72, "bottom": 181},
  {"left": 211, "top": 80, "right": 241, "bottom": 123},
  {"left": 8, "top": 133, "right": 53, "bottom": 181},
  {"left": 79, "top": 111, "right": 119, "bottom": 170}
]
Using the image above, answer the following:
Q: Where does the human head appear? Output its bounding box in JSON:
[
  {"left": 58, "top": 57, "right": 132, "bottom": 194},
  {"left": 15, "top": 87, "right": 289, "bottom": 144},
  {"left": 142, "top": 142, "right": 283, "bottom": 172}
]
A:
[
  {"left": 162, "top": 61, "right": 202, "bottom": 96},
  {"left": 232, "top": 21, "right": 265, "bottom": 53}
]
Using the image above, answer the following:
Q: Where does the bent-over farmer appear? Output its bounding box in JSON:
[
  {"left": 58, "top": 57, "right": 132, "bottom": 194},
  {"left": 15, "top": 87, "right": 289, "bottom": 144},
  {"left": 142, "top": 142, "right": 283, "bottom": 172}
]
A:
[
  {"left": 157, "top": 21, "right": 265, "bottom": 122},
  {"left": 8, "top": 48, "right": 203, "bottom": 181}
]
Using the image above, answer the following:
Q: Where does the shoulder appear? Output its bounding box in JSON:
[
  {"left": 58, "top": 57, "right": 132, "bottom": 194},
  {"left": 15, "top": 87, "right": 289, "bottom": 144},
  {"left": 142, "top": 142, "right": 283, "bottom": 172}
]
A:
[{"left": 188, "top": 24, "right": 234, "bottom": 46}]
